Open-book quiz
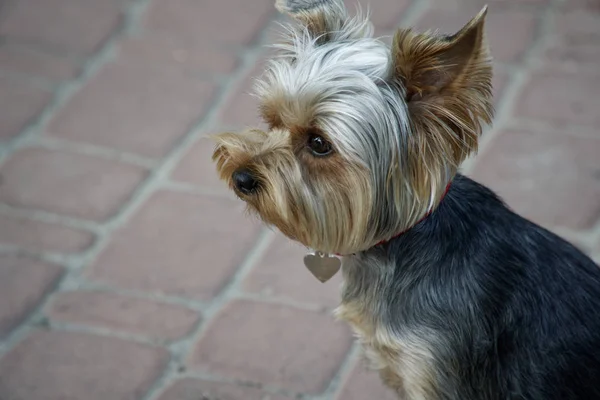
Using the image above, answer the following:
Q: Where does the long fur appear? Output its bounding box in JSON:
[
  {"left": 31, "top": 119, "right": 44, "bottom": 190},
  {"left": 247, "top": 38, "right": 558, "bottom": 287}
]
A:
[{"left": 212, "top": 1, "right": 600, "bottom": 398}]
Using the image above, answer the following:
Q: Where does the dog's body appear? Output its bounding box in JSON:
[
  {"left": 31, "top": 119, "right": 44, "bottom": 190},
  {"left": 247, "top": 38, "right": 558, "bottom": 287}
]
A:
[
  {"left": 338, "top": 174, "right": 600, "bottom": 399},
  {"left": 212, "top": 0, "right": 600, "bottom": 398}
]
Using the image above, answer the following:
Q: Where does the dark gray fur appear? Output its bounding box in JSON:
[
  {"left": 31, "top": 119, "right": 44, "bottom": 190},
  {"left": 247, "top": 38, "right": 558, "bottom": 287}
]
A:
[{"left": 343, "top": 174, "right": 600, "bottom": 400}]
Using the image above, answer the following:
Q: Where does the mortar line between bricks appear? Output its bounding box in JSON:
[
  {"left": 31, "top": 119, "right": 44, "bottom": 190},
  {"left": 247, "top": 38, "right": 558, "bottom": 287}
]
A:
[
  {"left": 309, "top": 343, "right": 363, "bottom": 400},
  {"left": 58, "top": 280, "right": 209, "bottom": 312},
  {"left": 0, "top": 203, "right": 101, "bottom": 232},
  {"left": 462, "top": 0, "right": 564, "bottom": 175},
  {"left": 45, "top": 321, "right": 165, "bottom": 347},
  {"left": 154, "top": 370, "right": 304, "bottom": 399},
  {"left": 141, "top": 229, "right": 278, "bottom": 400},
  {"left": 33, "top": 136, "right": 159, "bottom": 169},
  {"left": 506, "top": 118, "right": 600, "bottom": 140},
  {"left": 232, "top": 292, "right": 335, "bottom": 313},
  {"left": 0, "top": 244, "right": 75, "bottom": 267}
]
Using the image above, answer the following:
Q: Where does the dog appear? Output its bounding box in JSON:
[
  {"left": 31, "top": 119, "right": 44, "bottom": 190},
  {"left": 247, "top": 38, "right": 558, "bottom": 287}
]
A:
[{"left": 212, "top": 0, "right": 600, "bottom": 398}]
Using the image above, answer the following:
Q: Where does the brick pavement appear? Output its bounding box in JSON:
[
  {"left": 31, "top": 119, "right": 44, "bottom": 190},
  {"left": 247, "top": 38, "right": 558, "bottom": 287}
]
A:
[{"left": 0, "top": 0, "right": 599, "bottom": 399}]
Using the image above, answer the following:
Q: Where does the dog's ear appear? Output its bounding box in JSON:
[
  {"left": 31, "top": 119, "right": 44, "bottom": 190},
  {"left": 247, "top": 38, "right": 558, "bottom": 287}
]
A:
[
  {"left": 391, "top": 6, "right": 493, "bottom": 166},
  {"left": 392, "top": 6, "right": 490, "bottom": 103},
  {"left": 275, "top": 0, "right": 372, "bottom": 43}
]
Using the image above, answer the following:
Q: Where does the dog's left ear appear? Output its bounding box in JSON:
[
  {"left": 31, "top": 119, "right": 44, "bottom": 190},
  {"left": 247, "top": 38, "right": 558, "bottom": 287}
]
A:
[
  {"left": 391, "top": 6, "right": 493, "bottom": 166},
  {"left": 275, "top": 0, "right": 372, "bottom": 44},
  {"left": 392, "top": 6, "right": 491, "bottom": 103}
]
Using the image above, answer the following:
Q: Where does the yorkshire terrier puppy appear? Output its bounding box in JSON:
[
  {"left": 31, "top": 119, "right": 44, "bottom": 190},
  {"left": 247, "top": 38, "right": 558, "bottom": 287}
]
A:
[{"left": 212, "top": 0, "right": 600, "bottom": 398}]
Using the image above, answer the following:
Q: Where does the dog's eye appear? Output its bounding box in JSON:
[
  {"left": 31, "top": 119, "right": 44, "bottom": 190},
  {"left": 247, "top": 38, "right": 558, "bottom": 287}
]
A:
[{"left": 307, "top": 134, "right": 333, "bottom": 156}]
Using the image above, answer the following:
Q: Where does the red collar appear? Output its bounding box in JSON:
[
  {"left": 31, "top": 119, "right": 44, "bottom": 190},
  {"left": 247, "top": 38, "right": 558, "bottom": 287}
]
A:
[{"left": 335, "top": 182, "right": 451, "bottom": 256}]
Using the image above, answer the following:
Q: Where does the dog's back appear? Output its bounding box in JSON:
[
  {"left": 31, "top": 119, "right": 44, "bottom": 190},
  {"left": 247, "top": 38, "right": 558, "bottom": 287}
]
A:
[{"left": 378, "top": 174, "right": 600, "bottom": 399}]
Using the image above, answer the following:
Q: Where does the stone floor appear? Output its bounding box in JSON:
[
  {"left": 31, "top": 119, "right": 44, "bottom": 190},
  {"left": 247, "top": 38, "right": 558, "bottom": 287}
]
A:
[{"left": 0, "top": 0, "right": 599, "bottom": 399}]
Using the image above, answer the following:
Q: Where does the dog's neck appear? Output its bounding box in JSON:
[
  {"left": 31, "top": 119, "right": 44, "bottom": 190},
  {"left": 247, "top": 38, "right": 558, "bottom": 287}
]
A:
[
  {"left": 343, "top": 182, "right": 453, "bottom": 255},
  {"left": 303, "top": 182, "right": 453, "bottom": 283}
]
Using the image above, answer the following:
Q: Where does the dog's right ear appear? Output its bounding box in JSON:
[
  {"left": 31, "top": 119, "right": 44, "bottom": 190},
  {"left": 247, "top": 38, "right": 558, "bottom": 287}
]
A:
[{"left": 275, "top": 0, "right": 372, "bottom": 44}]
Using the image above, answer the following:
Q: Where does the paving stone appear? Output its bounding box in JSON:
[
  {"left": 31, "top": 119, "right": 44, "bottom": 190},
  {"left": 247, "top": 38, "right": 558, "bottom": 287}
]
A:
[
  {"left": 170, "top": 136, "right": 232, "bottom": 194},
  {"left": 0, "top": 255, "right": 64, "bottom": 338},
  {"left": 143, "top": 0, "right": 274, "bottom": 46},
  {"left": 515, "top": 69, "right": 600, "bottom": 128},
  {"left": 0, "top": 77, "right": 52, "bottom": 142},
  {"left": 415, "top": 4, "right": 539, "bottom": 63},
  {"left": 471, "top": 129, "right": 600, "bottom": 230},
  {"left": 216, "top": 60, "right": 269, "bottom": 130},
  {"left": 562, "top": 0, "right": 600, "bottom": 10},
  {"left": 0, "top": 330, "right": 169, "bottom": 400},
  {"left": 336, "top": 358, "right": 397, "bottom": 400},
  {"left": 0, "top": 147, "right": 147, "bottom": 221},
  {"left": 0, "top": 214, "right": 95, "bottom": 254},
  {"left": 367, "top": 0, "right": 412, "bottom": 33},
  {"left": 47, "top": 62, "right": 217, "bottom": 157},
  {"left": 243, "top": 235, "right": 342, "bottom": 308},
  {"left": 47, "top": 291, "right": 201, "bottom": 341},
  {"left": 190, "top": 300, "right": 354, "bottom": 394},
  {"left": 492, "top": 66, "right": 510, "bottom": 107},
  {"left": 114, "top": 33, "right": 240, "bottom": 76},
  {"left": 87, "top": 190, "right": 261, "bottom": 300},
  {"left": 156, "top": 378, "right": 291, "bottom": 400},
  {"left": 543, "top": 10, "right": 600, "bottom": 70},
  {"left": 0, "top": 44, "right": 81, "bottom": 81},
  {"left": 0, "top": 0, "right": 122, "bottom": 55}
]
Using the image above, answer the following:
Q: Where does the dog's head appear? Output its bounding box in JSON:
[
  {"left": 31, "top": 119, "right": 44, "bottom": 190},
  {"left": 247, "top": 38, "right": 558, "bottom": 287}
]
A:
[{"left": 213, "top": 0, "right": 493, "bottom": 254}]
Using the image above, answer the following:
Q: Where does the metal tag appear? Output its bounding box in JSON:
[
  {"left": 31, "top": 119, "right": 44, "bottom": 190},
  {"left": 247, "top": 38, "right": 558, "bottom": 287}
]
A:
[{"left": 303, "top": 251, "right": 341, "bottom": 283}]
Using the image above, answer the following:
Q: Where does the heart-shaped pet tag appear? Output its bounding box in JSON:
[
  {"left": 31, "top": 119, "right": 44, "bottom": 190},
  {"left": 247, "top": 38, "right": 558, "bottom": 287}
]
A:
[{"left": 303, "top": 251, "right": 341, "bottom": 283}]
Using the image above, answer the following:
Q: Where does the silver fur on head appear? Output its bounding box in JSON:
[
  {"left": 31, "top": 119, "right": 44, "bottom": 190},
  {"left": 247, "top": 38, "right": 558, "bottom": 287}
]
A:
[
  {"left": 213, "top": 0, "right": 491, "bottom": 255},
  {"left": 255, "top": 0, "right": 446, "bottom": 249}
]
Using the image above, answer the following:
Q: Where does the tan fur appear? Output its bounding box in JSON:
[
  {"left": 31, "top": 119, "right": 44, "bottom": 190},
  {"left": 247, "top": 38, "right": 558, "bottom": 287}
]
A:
[
  {"left": 212, "top": 126, "right": 373, "bottom": 254},
  {"left": 335, "top": 301, "right": 440, "bottom": 400},
  {"left": 389, "top": 7, "right": 493, "bottom": 209},
  {"left": 213, "top": 3, "right": 494, "bottom": 398}
]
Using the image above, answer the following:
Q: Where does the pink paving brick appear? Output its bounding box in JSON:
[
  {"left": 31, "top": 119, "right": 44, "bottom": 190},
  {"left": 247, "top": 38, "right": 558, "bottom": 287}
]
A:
[
  {"left": 336, "top": 358, "right": 397, "bottom": 400},
  {"left": 170, "top": 136, "right": 233, "bottom": 194},
  {"left": 216, "top": 59, "right": 270, "bottom": 130},
  {"left": 47, "top": 291, "right": 201, "bottom": 341},
  {"left": 0, "top": 147, "right": 148, "bottom": 221},
  {"left": 542, "top": 10, "right": 600, "bottom": 70},
  {"left": 515, "top": 69, "right": 600, "bottom": 128},
  {"left": 492, "top": 66, "right": 510, "bottom": 107},
  {"left": 114, "top": 33, "right": 240, "bottom": 76},
  {"left": 415, "top": 4, "right": 539, "bottom": 63},
  {"left": 0, "top": 214, "right": 95, "bottom": 254},
  {"left": 0, "top": 255, "right": 64, "bottom": 338},
  {"left": 143, "top": 0, "right": 274, "bottom": 46},
  {"left": 190, "top": 299, "right": 354, "bottom": 394},
  {"left": 47, "top": 62, "right": 217, "bottom": 157},
  {"left": 156, "top": 378, "right": 291, "bottom": 400},
  {"left": 0, "top": 44, "right": 81, "bottom": 81},
  {"left": 243, "top": 234, "right": 343, "bottom": 308},
  {"left": 471, "top": 129, "right": 600, "bottom": 230},
  {"left": 0, "top": 0, "right": 122, "bottom": 55},
  {"left": 87, "top": 190, "right": 261, "bottom": 300},
  {"left": 562, "top": 0, "right": 600, "bottom": 10},
  {"left": 0, "top": 77, "right": 52, "bottom": 142},
  {"left": 0, "top": 330, "right": 169, "bottom": 400},
  {"left": 367, "top": 0, "right": 412, "bottom": 34}
]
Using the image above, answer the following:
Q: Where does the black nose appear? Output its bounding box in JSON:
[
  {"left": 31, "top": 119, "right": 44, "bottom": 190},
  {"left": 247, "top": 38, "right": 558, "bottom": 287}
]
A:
[{"left": 232, "top": 169, "right": 258, "bottom": 194}]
